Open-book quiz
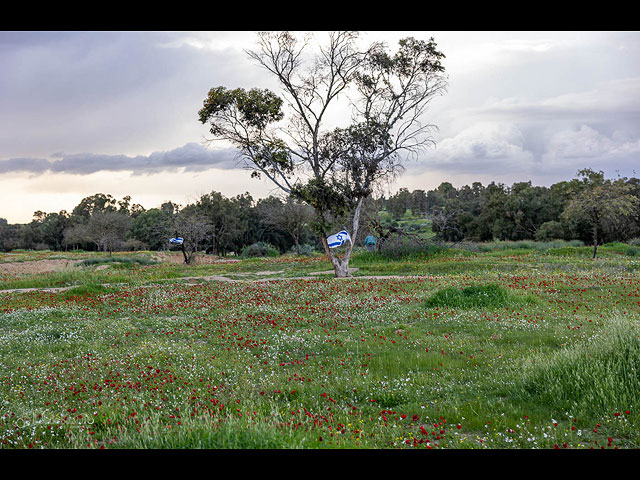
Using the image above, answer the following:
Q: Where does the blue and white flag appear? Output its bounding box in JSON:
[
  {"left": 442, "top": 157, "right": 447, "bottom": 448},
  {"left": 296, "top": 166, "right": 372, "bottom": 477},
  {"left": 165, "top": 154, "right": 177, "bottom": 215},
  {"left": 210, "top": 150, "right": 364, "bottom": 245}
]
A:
[
  {"left": 327, "top": 230, "right": 351, "bottom": 248},
  {"left": 169, "top": 237, "right": 184, "bottom": 245}
]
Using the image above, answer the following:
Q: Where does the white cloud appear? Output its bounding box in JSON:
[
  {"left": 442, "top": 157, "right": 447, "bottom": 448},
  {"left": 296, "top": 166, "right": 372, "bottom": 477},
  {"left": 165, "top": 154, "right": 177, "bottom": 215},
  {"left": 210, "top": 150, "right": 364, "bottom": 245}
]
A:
[
  {"left": 411, "top": 122, "right": 536, "bottom": 173},
  {"left": 542, "top": 124, "right": 640, "bottom": 165}
]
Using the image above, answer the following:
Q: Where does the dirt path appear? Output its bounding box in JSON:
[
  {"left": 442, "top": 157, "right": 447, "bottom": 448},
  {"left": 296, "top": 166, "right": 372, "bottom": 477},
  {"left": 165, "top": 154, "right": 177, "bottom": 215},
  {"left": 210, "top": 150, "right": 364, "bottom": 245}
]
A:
[{"left": 0, "top": 269, "right": 424, "bottom": 295}]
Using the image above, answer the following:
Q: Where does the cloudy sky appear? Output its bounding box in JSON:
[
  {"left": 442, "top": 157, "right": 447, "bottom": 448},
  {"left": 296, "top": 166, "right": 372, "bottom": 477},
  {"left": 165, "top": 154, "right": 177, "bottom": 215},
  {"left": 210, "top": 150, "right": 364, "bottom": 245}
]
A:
[{"left": 1, "top": 30, "right": 639, "bottom": 223}]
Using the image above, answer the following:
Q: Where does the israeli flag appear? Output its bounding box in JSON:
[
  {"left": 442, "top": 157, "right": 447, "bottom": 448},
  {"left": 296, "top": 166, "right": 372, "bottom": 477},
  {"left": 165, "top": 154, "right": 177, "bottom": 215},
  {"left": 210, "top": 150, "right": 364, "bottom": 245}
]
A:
[
  {"left": 327, "top": 230, "right": 351, "bottom": 248},
  {"left": 169, "top": 237, "right": 184, "bottom": 245}
]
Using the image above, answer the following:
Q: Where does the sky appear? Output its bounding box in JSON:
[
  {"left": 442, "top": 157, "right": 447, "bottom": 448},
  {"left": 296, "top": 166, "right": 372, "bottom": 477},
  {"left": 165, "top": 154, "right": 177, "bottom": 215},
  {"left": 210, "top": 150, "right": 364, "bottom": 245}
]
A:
[{"left": 1, "top": 30, "right": 639, "bottom": 224}]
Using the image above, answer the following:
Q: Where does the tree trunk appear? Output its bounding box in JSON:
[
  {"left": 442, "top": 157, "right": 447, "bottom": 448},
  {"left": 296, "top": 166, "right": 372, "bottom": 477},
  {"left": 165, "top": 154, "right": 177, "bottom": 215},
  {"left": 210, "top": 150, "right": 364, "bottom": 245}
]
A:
[
  {"left": 592, "top": 224, "right": 598, "bottom": 259},
  {"left": 181, "top": 244, "right": 191, "bottom": 264},
  {"left": 321, "top": 198, "right": 363, "bottom": 278}
]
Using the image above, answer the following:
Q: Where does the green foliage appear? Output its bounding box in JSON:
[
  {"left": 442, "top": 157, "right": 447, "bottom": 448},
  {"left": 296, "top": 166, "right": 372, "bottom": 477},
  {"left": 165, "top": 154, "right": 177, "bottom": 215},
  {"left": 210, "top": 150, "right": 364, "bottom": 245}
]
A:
[
  {"left": 377, "top": 238, "right": 449, "bottom": 260},
  {"left": 625, "top": 245, "right": 640, "bottom": 257},
  {"left": 241, "top": 242, "right": 280, "bottom": 258},
  {"left": 423, "top": 283, "right": 541, "bottom": 311},
  {"left": 535, "top": 220, "right": 566, "bottom": 241},
  {"left": 198, "top": 86, "right": 284, "bottom": 133},
  {"left": 293, "top": 244, "right": 318, "bottom": 256},
  {"left": 423, "top": 284, "right": 511, "bottom": 309},
  {"left": 128, "top": 208, "right": 172, "bottom": 250},
  {"left": 80, "top": 255, "right": 158, "bottom": 267}
]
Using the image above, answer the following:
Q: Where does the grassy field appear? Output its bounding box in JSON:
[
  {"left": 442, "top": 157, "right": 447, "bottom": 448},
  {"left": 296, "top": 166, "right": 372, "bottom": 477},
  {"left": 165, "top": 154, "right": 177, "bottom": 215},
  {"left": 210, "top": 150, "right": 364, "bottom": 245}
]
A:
[{"left": 0, "top": 243, "right": 639, "bottom": 449}]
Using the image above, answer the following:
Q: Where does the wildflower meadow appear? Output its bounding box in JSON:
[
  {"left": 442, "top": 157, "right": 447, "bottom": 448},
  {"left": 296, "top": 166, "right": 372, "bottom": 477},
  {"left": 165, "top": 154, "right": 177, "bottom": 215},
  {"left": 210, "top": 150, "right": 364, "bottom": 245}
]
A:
[{"left": 1, "top": 243, "right": 638, "bottom": 449}]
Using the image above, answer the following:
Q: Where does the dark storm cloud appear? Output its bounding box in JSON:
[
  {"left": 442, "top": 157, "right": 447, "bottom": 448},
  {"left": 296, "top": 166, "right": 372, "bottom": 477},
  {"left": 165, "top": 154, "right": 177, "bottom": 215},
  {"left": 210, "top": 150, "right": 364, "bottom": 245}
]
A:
[{"left": 0, "top": 143, "right": 241, "bottom": 175}]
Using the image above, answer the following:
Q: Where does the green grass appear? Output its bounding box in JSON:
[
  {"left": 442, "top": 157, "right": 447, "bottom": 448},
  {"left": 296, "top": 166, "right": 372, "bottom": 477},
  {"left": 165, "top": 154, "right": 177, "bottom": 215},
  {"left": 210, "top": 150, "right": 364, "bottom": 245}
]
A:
[
  {"left": 79, "top": 255, "right": 160, "bottom": 267},
  {"left": 423, "top": 284, "right": 539, "bottom": 310},
  {"left": 1, "top": 245, "right": 639, "bottom": 449},
  {"left": 514, "top": 316, "right": 640, "bottom": 419}
]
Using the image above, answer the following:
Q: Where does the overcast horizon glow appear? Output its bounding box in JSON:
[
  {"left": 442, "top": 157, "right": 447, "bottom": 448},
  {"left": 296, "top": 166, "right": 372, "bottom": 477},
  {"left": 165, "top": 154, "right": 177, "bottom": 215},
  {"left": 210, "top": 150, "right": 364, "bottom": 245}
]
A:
[{"left": 1, "top": 31, "right": 639, "bottom": 223}]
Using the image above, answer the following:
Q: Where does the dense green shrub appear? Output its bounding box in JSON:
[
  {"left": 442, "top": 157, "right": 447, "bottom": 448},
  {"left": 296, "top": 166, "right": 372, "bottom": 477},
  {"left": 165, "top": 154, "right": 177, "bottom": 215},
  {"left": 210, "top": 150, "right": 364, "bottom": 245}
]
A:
[
  {"left": 534, "top": 221, "right": 566, "bottom": 241},
  {"left": 241, "top": 242, "right": 280, "bottom": 258},
  {"left": 378, "top": 237, "right": 449, "bottom": 260},
  {"left": 423, "top": 283, "right": 540, "bottom": 309}
]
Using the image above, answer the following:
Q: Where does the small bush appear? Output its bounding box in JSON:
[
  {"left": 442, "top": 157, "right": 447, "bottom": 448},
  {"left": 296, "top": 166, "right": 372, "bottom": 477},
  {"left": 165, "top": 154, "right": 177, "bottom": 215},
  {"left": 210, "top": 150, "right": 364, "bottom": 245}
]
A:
[
  {"left": 423, "top": 283, "right": 539, "bottom": 309},
  {"left": 241, "top": 242, "right": 280, "bottom": 258},
  {"left": 80, "top": 255, "right": 158, "bottom": 267},
  {"left": 626, "top": 245, "right": 640, "bottom": 257},
  {"left": 122, "top": 239, "right": 149, "bottom": 251},
  {"left": 293, "top": 244, "right": 317, "bottom": 256},
  {"left": 378, "top": 237, "right": 448, "bottom": 260},
  {"left": 423, "top": 284, "right": 509, "bottom": 309}
]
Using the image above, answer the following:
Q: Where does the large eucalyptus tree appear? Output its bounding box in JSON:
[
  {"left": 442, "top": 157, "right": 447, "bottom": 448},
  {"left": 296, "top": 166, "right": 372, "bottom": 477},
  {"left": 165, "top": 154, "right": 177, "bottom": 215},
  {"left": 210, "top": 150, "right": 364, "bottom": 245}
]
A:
[{"left": 199, "top": 31, "right": 447, "bottom": 277}]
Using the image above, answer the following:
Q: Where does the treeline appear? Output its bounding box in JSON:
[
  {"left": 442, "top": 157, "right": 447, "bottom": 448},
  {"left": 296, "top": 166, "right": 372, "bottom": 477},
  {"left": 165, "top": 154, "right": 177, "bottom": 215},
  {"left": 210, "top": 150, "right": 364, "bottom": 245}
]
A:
[
  {"left": 0, "top": 168, "right": 639, "bottom": 255},
  {"left": 0, "top": 192, "right": 318, "bottom": 256},
  {"left": 385, "top": 168, "right": 640, "bottom": 246}
]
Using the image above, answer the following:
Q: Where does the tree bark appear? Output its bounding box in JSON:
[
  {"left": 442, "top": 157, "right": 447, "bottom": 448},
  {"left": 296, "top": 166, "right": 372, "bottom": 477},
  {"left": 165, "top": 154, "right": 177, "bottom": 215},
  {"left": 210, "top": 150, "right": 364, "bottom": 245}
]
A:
[
  {"left": 592, "top": 224, "right": 598, "bottom": 259},
  {"left": 321, "top": 198, "right": 363, "bottom": 278},
  {"left": 293, "top": 236, "right": 301, "bottom": 255},
  {"left": 181, "top": 244, "right": 191, "bottom": 264}
]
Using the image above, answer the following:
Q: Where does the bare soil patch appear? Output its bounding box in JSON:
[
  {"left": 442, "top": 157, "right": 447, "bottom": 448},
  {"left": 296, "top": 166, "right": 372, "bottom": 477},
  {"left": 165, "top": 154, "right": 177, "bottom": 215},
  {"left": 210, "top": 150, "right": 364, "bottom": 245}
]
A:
[
  {"left": 151, "top": 253, "right": 240, "bottom": 265},
  {"left": 0, "top": 259, "right": 82, "bottom": 275}
]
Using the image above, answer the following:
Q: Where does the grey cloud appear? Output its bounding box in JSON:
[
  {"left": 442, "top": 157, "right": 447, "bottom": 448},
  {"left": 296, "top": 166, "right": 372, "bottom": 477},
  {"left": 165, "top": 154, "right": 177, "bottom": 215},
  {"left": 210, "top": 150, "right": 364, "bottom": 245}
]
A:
[
  {"left": 0, "top": 157, "right": 52, "bottom": 174},
  {"left": 0, "top": 143, "right": 241, "bottom": 176},
  {"left": 406, "top": 119, "right": 640, "bottom": 183}
]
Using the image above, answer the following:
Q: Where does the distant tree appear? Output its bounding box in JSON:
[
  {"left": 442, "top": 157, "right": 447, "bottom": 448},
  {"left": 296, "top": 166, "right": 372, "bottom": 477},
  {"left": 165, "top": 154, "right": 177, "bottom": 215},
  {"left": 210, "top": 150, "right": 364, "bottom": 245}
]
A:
[
  {"left": 431, "top": 203, "right": 463, "bottom": 242},
  {"left": 478, "top": 182, "right": 510, "bottom": 241},
  {"left": 252, "top": 196, "right": 295, "bottom": 252},
  {"left": 409, "top": 189, "right": 429, "bottom": 216},
  {"left": 117, "top": 195, "right": 132, "bottom": 214},
  {"left": 387, "top": 188, "right": 412, "bottom": 220},
  {"left": 72, "top": 193, "right": 118, "bottom": 219},
  {"left": 170, "top": 207, "right": 210, "bottom": 264},
  {"left": 199, "top": 31, "right": 447, "bottom": 277},
  {"left": 503, "top": 182, "right": 551, "bottom": 240},
  {"left": 561, "top": 168, "right": 639, "bottom": 258},
  {"left": 194, "top": 191, "right": 244, "bottom": 256},
  {"left": 228, "top": 193, "right": 255, "bottom": 254},
  {"left": 261, "top": 195, "right": 314, "bottom": 254},
  {"left": 62, "top": 224, "right": 90, "bottom": 251},
  {"left": 87, "top": 211, "right": 131, "bottom": 255},
  {"left": 0, "top": 218, "right": 9, "bottom": 251},
  {"left": 161, "top": 201, "right": 180, "bottom": 215},
  {"left": 128, "top": 208, "right": 172, "bottom": 250},
  {"left": 129, "top": 203, "right": 146, "bottom": 219},
  {"left": 34, "top": 211, "right": 72, "bottom": 250}
]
